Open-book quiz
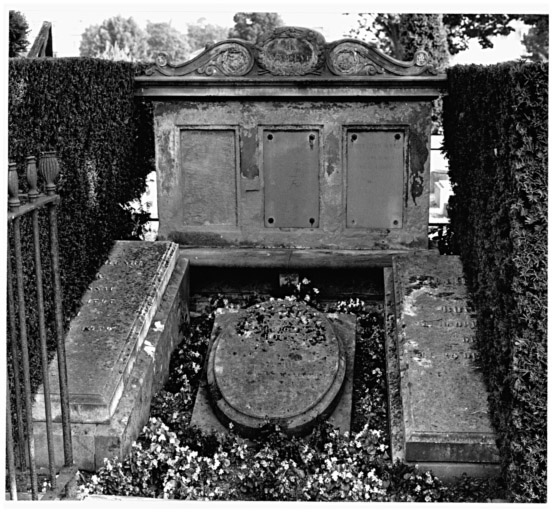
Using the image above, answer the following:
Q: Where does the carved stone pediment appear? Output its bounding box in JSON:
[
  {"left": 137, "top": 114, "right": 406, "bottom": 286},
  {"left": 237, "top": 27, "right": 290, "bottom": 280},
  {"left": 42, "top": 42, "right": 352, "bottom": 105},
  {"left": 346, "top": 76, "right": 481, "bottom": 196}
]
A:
[{"left": 145, "top": 26, "right": 438, "bottom": 78}]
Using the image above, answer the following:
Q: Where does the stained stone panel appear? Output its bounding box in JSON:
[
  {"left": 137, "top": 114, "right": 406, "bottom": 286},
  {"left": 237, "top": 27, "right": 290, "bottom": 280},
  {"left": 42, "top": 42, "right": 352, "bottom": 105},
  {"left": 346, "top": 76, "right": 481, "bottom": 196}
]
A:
[
  {"left": 346, "top": 129, "right": 404, "bottom": 229},
  {"left": 180, "top": 128, "right": 238, "bottom": 226},
  {"left": 263, "top": 128, "right": 320, "bottom": 228}
]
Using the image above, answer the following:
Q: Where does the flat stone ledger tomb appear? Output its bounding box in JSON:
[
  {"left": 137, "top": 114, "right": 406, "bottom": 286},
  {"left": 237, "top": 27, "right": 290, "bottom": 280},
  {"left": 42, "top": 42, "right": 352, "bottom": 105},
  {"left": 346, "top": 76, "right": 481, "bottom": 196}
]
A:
[
  {"left": 33, "top": 241, "right": 190, "bottom": 470},
  {"left": 193, "top": 299, "right": 356, "bottom": 438},
  {"left": 384, "top": 253, "right": 499, "bottom": 479}
]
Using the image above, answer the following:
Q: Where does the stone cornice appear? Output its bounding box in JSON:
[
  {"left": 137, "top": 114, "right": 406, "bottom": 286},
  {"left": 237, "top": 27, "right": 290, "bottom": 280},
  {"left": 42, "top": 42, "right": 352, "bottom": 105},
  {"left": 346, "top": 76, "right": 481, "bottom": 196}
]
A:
[{"left": 136, "top": 27, "right": 447, "bottom": 98}]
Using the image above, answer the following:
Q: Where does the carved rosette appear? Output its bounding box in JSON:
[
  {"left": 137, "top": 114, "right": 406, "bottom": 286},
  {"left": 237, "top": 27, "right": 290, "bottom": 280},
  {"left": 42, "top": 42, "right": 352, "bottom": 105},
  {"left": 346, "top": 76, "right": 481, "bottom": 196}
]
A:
[
  {"left": 413, "top": 50, "right": 429, "bottom": 67},
  {"left": 257, "top": 27, "right": 326, "bottom": 76},
  {"left": 155, "top": 52, "right": 169, "bottom": 68},
  {"left": 197, "top": 43, "right": 253, "bottom": 76},
  {"left": 328, "top": 43, "right": 384, "bottom": 76}
]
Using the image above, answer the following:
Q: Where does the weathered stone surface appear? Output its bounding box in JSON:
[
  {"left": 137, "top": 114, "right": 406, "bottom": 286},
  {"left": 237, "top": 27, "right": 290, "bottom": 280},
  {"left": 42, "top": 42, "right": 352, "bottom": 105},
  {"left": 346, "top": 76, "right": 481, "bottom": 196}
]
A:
[
  {"left": 385, "top": 252, "right": 499, "bottom": 477},
  {"left": 180, "top": 129, "right": 238, "bottom": 226},
  {"left": 207, "top": 299, "right": 346, "bottom": 437},
  {"left": 191, "top": 307, "right": 356, "bottom": 437},
  {"left": 154, "top": 100, "right": 431, "bottom": 250},
  {"left": 33, "top": 241, "right": 178, "bottom": 424},
  {"left": 142, "top": 27, "right": 438, "bottom": 79},
  {"left": 33, "top": 255, "right": 190, "bottom": 471},
  {"left": 264, "top": 129, "right": 320, "bottom": 228}
]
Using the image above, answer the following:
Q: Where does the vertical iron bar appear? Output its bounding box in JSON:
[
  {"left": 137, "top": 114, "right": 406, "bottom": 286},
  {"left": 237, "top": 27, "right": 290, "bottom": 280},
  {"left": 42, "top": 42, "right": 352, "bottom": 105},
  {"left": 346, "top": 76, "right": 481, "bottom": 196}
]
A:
[
  {"left": 48, "top": 202, "right": 73, "bottom": 465},
  {"left": 32, "top": 209, "right": 57, "bottom": 488},
  {"left": 6, "top": 251, "right": 27, "bottom": 470},
  {"left": 12, "top": 216, "right": 39, "bottom": 499},
  {"left": 6, "top": 379, "right": 18, "bottom": 500}
]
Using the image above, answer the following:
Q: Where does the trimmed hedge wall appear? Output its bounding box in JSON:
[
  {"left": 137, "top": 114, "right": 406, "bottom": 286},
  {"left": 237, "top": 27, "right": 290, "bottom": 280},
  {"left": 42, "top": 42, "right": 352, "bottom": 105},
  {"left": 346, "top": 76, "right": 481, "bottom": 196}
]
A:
[
  {"left": 443, "top": 62, "right": 547, "bottom": 502},
  {"left": 8, "top": 58, "right": 154, "bottom": 383}
]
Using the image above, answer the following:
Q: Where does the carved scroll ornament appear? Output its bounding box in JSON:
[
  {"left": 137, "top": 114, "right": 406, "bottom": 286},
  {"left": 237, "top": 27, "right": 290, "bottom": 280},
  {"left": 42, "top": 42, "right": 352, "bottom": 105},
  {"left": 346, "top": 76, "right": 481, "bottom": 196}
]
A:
[
  {"left": 144, "top": 26, "right": 437, "bottom": 78},
  {"left": 147, "top": 42, "right": 254, "bottom": 77}
]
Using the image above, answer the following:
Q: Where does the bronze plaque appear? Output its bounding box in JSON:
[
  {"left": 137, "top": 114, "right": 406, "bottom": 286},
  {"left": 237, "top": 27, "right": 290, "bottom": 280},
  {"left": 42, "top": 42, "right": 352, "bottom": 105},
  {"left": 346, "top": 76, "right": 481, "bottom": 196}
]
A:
[
  {"left": 180, "top": 129, "right": 237, "bottom": 226},
  {"left": 346, "top": 129, "right": 404, "bottom": 229},
  {"left": 263, "top": 129, "right": 320, "bottom": 228}
]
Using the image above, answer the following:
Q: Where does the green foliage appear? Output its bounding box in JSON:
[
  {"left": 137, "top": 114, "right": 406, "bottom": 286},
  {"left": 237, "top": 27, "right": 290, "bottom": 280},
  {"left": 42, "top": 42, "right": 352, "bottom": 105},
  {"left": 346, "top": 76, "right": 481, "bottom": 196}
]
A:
[
  {"left": 146, "top": 21, "right": 190, "bottom": 63},
  {"left": 81, "top": 295, "right": 503, "bottom": 502},
  {"left": 443, "top": 62, "right": 548, "bottom": 502},
  {"left": 79, "top": 16, "right": 230, "bottom": 63},
  {"left": 520, "top": 15, "right": 549, "bottom": 62},
  {"left": 79, "top": 15, "right": 149, "bottom": 61},
  {"left": 9, "top": 10, "right": 30, "bottom": 57},
  {"left": 349, "top": 14, "right": 449, "bottom": 69},
  {"left": 8, "top": 57, "right": 154, "bottom": 385},
  {"left": 350, "top": 14, "right": 549, "bottom": 66},
  {"left": 442, "top": 14, "right": 518, "bottom": 55},
  {"left": 186, "top": 18, "right": 230, "bottom": 53},
  {"left": 228, "top": 12, "right": 283, "bottom": 43}
]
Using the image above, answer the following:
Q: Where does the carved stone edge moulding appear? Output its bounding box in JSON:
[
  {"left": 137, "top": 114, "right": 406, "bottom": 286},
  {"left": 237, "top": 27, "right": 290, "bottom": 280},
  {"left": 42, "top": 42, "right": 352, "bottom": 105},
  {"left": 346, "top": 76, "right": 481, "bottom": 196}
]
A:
[{"left": 145, "top": 26, "right": 438, "bottom": 78}]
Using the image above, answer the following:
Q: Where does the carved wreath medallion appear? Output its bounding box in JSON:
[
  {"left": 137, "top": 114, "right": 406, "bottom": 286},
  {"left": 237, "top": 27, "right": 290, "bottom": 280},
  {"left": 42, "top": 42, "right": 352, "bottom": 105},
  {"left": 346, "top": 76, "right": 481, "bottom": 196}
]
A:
[{"left": 257, "top": 27, "right": 326, "bottom": 76}]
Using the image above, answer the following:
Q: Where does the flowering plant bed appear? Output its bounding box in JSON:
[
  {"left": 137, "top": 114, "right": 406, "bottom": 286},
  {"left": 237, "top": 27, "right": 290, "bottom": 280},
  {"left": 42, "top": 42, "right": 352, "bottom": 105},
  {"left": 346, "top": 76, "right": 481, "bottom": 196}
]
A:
[{"left": 79, "top": 282, "right": 505, "bottom": 501}]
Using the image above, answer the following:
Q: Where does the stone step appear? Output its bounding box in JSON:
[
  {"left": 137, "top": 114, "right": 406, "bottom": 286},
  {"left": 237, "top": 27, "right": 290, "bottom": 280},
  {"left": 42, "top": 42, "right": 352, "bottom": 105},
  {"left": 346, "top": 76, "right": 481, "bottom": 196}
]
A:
[{"left": 179, "top": 247, "right": 413, "bottom": 269}]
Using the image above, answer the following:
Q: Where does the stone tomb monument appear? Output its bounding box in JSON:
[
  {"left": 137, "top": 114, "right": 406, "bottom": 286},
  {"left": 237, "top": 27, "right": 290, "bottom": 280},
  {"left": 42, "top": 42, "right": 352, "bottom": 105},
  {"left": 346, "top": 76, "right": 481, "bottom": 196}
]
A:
[
  {"left": 138, "top": 25, "right": 445, "bottom": 438},
  {"left": 33, "top": 241, "right": 190, "bottom": 470},
  {"left": 137, "top": 27, "right": 499, "bottom": 477},
  {"left": 384, "top": 254, "right": 499, "bottom": 478},
  {"left": 191, "top": 300, "right": 357, "bottom": 437},
  {"left": 137, "top": 26, "right": 446, "bottom": 253}
]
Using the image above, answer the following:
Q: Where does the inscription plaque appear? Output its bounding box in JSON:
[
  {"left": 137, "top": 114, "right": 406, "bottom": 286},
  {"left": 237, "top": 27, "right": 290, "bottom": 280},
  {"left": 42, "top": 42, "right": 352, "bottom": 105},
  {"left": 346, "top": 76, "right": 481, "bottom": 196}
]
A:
[
  {"left": 263, "top": 129, "right": 320, "bottom": 228},
  {"left": 346, "top": 129, "right": 404, "bottom": 229},
  {"left": 180, "top": 129, "right": 238, "bottom": 226}
]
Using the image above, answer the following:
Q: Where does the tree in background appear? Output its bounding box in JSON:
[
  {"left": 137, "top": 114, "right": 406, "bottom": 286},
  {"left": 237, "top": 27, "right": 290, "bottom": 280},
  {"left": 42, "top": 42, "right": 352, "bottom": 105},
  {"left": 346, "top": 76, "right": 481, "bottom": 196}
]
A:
[
  {"left": 80, "top": 16, "right": 229, "bottom": 62},
  {"left": 145, "top": 21, "right": 191, "bottom": 63},
  {"left": 228, "top": 12, "right": 283, "bottom": 43},
  {"left": 350, "top": 13, "right": 549, "bottom": 65},
  {"left": 520, "top": 15, "right": 548, "bottom": 62},
  {"left": 351, "top": 14, "right": 450, "bottom": 68},
  {"left": 80, "top": 15, "right": 149, "bottom": 61},
  {"left": 9, "top": 10, "right": 30, "bottom": 57},
  {"left": 442, "top": 14, "right": 520, "bottom": 55},
  {"left": 186, "top": 18, "right": 229, "bottom": 53}
]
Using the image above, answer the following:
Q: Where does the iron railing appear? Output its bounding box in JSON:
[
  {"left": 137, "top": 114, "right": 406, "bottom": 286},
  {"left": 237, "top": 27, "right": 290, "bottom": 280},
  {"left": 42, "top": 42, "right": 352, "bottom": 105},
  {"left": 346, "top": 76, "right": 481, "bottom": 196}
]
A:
[{"left": 6, "top": 152, "right": 73, "bottom": 500}]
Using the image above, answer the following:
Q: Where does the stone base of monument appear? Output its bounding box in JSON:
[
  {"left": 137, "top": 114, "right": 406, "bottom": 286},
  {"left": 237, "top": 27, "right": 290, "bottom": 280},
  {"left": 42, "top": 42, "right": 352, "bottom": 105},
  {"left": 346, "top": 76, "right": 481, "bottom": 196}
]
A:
[
  {"left": 384, "top": 252, "right": 500, "bottom": 481},
  {"left": 191, "top": 303, "right": 356, "bottom": 438},
  {"left": 32, "top": 241, "right": 190, "bottom": 471}
]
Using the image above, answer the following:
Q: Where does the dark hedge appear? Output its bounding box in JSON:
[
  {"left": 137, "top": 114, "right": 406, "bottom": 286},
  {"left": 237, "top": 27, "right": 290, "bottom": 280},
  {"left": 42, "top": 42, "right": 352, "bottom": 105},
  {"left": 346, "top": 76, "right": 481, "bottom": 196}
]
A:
[
  {"left": 443, "top": 62, "right": 547, "bottom": 502},
  {"left": 8, "top": 58, "right": 154, "bottom": 387}
]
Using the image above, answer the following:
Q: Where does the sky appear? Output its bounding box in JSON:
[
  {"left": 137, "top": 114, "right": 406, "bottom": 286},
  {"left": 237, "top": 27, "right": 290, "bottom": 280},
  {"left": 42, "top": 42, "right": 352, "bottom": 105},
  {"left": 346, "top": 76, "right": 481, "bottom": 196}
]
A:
[{"left": 6, "top": 0, "right": 549, "bottom": 64}]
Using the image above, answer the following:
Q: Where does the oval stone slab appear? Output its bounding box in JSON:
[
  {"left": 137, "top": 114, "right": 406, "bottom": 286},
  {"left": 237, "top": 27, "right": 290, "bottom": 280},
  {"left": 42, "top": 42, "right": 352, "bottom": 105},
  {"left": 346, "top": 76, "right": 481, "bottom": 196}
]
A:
[{"left": 207, "top": 299, "right": 346, "bottom": 436}]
